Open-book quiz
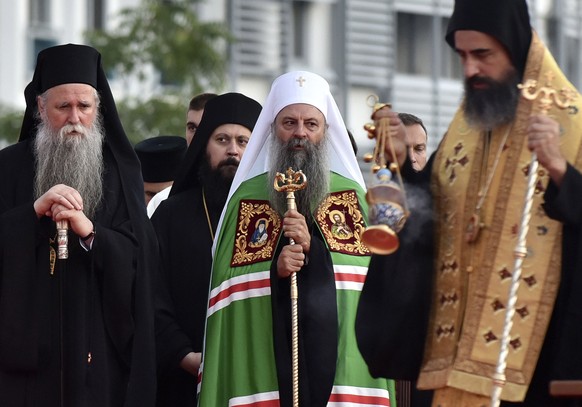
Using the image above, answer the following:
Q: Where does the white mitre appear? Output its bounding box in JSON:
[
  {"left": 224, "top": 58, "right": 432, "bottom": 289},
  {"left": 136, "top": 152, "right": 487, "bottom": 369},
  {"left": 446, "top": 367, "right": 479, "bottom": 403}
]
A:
[{"left": 229, "top": 70, "right": 365, "bottom": 196}]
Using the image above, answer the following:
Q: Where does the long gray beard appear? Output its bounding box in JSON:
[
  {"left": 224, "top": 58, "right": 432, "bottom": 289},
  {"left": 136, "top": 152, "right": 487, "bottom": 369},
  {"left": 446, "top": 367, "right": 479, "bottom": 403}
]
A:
[
  {"left": 463, "top": 68, "right": 521, "bottom": 131},
  {"left": 33, "top": 115, "right": 105, "bottom": 220},
  {"left": 269, "top": 136, "right": 330, "bottom": 224}
]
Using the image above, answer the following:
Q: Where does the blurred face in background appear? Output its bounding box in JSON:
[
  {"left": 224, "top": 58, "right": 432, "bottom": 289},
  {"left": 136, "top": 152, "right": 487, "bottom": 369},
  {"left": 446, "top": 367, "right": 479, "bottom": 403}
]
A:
[
  {"left": 186, "top": 108, "right": 205, "bottom": 146},
  {"left": 405, "top": 123, "right": 427, "bottom": 171}
]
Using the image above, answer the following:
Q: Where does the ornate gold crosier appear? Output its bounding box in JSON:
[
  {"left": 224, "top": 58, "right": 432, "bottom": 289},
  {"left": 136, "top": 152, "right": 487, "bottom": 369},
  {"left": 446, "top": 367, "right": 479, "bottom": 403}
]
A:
[
  {"left": 490, "top": 73, "right": 577, "bottom": 407},
  {"left": 273, "top": 167, "right": 307, "bottom": 407},
  {"left": 518, "top": 72, "right": 577, "bottom": 115}
]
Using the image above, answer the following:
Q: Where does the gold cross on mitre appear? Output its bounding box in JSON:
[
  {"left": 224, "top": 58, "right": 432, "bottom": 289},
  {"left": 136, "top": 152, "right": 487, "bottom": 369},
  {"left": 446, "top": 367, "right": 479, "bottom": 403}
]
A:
[
  {"left": 518, "top": 71, "right": 577, "bottom": 115},
  {"left": 296, "top": 76, "right": 306, "bottom": 87}
]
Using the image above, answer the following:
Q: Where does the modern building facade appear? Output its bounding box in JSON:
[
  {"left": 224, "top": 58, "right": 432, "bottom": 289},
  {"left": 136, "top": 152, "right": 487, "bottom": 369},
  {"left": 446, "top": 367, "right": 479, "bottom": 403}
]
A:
[{"left": 1, "top": 0, "right": 581, "bottom": 157}]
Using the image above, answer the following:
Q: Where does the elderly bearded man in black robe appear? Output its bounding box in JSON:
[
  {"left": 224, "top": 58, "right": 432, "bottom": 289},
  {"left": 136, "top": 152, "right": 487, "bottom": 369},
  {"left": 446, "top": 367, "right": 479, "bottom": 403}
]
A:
[{"left": 0, "top": 44, "right": 157, "bottom": 407}]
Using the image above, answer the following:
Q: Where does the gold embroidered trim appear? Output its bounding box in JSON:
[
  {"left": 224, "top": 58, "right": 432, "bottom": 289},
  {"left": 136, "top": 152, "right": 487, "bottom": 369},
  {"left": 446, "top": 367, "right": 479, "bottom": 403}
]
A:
[
  {"left": 315, "top": 190, "right": 370, "bottom": 256},
  {"left": 231, "top": 200, "right": 282, "bottom": 267}
]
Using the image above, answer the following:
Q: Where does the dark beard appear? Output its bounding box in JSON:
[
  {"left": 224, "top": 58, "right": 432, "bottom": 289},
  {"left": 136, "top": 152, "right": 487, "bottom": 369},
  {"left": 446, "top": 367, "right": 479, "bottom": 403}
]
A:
[
  {"left": 199, "top": 155, "right": 237, "bottom": 214},
  {"left": 33, "top": 114, "right": 105, "bottom": 220},
  {"left": 463, "top": 68, "right": 520, "bottom": 130},
  {"left": 269, "top": 137, "right": 330, "bottom": 224}
]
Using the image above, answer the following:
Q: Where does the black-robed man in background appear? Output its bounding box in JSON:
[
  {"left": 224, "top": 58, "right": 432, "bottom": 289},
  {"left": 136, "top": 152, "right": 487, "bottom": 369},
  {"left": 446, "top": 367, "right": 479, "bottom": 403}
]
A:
[{"left": 152, "top": 93, "right": 261, "bottom": 406}]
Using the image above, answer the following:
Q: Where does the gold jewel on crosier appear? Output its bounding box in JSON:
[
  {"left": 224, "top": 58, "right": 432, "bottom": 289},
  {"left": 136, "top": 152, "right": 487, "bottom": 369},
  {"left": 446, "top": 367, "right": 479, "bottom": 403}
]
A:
[{"left": 465, "top": 127, "right": 511, "bottom": 244}]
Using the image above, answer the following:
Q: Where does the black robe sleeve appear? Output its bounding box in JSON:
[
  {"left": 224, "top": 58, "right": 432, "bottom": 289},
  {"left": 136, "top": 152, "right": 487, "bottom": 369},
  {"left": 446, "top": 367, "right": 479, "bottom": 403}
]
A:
[
  {"left": 151, "top": 189, "right": 212, "bottom": 374},
  {"left": 538, "top": 163, "right": 582, "bottom": 382},
  {"left": 0, "top": 204, "right": 45, "bottom": 371},
  {"left": 543, "top": 163, "right": 582, "bottom": 225},
  {"left": 151, "top": 200, "right": 195, "bottom": 375},
  {"left": 150, "top": 189, "right": 213, "bottom": 407},
  {"left": 355, "top": 207, "right": 434, "bottom": 380},
  {"left": 356, "top": 153, "right": 435, "bottom": 380}
]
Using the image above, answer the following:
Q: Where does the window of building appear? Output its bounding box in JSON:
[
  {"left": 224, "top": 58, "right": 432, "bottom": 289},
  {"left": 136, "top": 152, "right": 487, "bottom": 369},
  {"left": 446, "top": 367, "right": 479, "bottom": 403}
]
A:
[
  {"left": 228, "top": 0, "right": 289, "bottom": 76},
  {"left": 397, "top": 12, "right": 432, "bottom": 76},
  {"left": 88, "top": 0, "right": 106, "bottom": 30},
  {"left": 29, "top": 0, "right": 51, "bottom": 25},
  {"left": 440, "top": 17, "right": 463, "bottom": 79},
  {"left": 564, "top": 36, "right": 581, "bottom": 87},
  {"left": 344, "top": 0, "right": 393, "bottom": 88},
  {"left": 292, "top": 1, "right": 309, "bottom": 61},
  {"left": 397, "top": 12, "right": 461, "bottom": 79},
  {"left": 547, "top": 1, "right": 582, "bottom": 90}
]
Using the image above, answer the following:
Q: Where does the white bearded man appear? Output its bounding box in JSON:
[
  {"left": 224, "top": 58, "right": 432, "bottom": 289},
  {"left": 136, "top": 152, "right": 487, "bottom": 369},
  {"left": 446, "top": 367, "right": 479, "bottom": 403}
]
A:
[
  {"left": 0, "top": 44, "right": 157, "bottom": 407},
  {"left": 197, "top": 71, "right": 396, "bottom": 406}
]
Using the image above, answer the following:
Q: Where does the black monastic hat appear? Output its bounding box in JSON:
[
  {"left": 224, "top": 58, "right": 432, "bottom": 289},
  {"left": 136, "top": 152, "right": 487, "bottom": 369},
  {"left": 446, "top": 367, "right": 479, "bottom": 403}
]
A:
[
  {"left": 135, "top": 136, "right": 187, "bottom": 183},
  {"left": 30, "top": 44, "right": 100, "bottom": 93}
]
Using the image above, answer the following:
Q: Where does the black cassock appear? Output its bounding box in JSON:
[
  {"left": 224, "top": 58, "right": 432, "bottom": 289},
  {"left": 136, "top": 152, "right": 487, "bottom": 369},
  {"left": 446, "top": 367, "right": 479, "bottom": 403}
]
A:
[
  {"left": 151, "top": 186, "right": 215, "bottom": 407},
  {"left": 0, "top": 140, "right": 157, "bottom": 407}
]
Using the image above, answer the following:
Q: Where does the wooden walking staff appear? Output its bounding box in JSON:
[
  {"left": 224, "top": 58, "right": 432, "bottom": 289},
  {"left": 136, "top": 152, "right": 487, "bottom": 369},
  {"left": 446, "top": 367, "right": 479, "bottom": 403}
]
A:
[
  {"left": 490, "top": 72, "right": 577, "bottom": 407},
  {"left": 274, "top": 167, "right": 307, "bottom": 407}
]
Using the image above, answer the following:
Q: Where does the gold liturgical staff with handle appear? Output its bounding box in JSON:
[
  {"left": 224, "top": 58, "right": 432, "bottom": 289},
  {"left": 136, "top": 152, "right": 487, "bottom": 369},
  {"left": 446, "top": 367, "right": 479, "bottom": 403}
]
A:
[
  {"left": 490, "top": 73, "right": 577, "bottom": 407},
  {"left": 361, "top": 97, "right": 409, "bottom": 255},
  {"left": 274, "top": 167, "right": 307, "bottom": 407}
]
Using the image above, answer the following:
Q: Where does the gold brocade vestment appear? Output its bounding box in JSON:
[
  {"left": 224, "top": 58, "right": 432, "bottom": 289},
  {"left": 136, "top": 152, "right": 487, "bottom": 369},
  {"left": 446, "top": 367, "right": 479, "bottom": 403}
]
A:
[{"left": 418, "top": 32, "right": 582, "bottom": 403}]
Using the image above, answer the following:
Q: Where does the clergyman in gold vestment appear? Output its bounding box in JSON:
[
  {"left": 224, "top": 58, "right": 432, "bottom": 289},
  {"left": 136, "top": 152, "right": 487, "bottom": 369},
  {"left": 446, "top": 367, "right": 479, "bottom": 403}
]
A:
[{"left": 356, "top": 0, "right": 582, "bottom": 406}]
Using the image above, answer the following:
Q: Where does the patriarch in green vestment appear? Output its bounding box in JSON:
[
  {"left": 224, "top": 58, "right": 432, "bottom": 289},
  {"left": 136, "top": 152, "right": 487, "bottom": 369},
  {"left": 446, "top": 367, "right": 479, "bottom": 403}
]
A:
[{"left": 198, "top": 71, "right": 396, "bottom": 406}]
